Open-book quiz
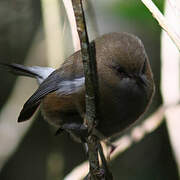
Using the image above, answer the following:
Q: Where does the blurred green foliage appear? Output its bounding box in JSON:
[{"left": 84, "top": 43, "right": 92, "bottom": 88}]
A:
[{"left": 110, "top": 0, "right": 164, "bottom": 26}]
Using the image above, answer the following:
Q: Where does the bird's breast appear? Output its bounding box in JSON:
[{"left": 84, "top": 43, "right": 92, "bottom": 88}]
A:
[{"left": 97, "top": 78, "right": 149, "bottom": 137}]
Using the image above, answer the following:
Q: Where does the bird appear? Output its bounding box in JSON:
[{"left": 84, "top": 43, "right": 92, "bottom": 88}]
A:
[{"left": 1, "top": 32, "right": 155, "bottom": 141}]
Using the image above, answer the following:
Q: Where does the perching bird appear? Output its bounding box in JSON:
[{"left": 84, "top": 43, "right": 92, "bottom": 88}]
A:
[{"left": 1, "top": 32, "right": 155, "bottom": 140}]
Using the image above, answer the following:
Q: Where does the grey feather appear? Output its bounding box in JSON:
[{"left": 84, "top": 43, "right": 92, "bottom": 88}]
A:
[
  {"left": 18, "top": 69, "right": 85, "bottom": 121},
  {"left": 0, "top": 63, "right": 55, "bottom": 84}
]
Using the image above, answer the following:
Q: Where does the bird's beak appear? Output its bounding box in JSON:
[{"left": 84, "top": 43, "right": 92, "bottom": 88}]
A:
[{"left": 137, "top": 75, "right": 148, "bottom": 87}]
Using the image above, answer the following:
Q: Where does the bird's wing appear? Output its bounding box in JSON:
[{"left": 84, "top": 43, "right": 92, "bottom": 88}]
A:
[{"left": 18, "top": 68, "right": 85, "bottom": 122}]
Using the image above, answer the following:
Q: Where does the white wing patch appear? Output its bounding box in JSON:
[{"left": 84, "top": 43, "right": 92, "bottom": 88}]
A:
[
  {"left": 29, "top": 66, "right": 55, "bottom": 84},
  {"left": 56, "top": 77, "right": 85, "bottom": 95}
]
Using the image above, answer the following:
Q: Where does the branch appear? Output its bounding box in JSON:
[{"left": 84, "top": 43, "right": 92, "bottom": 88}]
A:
[
  {"left": 161, "top": 0, "right": 180, "bottom": 174},
  {"left": 62, "top": 0, "right": 80, "bottom": 51},
  {"left": 71, "top": 0, "right": 109, "bottom": 179},
  {"left": 65, "top": 104, "right": 173, "bottom": 179},
  {"left": 41, "top": 0, "right": 64, "bottom": 67},
  {"left": 141, "top": 0, "right": 180, "bottom": 174},
  {"left": 141, "top": 0, "right": 180, "bottom": 51}
]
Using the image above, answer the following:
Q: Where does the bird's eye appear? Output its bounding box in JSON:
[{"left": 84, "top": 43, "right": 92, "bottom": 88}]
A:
[
  {"left": 115, "top": 66, "right": 129, "bottom": 78},
  {"left": 116, "top": 66, "right": 126, "bottom": 74},
  {"left": 109, "top": 64, "right": 128, "bottom": 77}
]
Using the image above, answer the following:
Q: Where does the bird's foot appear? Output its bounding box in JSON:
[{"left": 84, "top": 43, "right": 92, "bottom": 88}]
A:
[
  {"left": 61, "top": 123, "right": 88, "bottom": 142},
  {"left": 84, "top": 167, "right": 113, "bottom": 180},
  {"left": 55, "top": 128, "right": 64, "bottom": 136}
]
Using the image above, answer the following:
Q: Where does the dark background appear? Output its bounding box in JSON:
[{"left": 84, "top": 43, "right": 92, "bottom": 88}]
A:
[{"left": 0, "top": 0, "right": 179, "bottom": 179}]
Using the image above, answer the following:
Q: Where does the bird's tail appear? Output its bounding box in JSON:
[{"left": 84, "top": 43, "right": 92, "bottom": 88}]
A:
[
  {"left": 0, "top": 63, "right": 40, "bottom": 78},
  {"left": 0, "top": 63, "right": 55, "bottom": 84}
]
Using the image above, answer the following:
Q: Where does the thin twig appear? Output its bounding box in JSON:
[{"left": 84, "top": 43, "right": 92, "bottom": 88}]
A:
[
  {"left": 161, "top": 0, "right": 180, "bottom": 174},
  {"left": 71, "top": 0, "right": 103, "bottom": 179},
  {"left": 65, "top": 104, "right": 178, "bottom": 179},
  {"left": 41, "top": 0, "right": 64, "bottom": 67},
  {"left": 62, "top": 0, "right": 80, "bottom": 51},
  {"left": 141, "top": 0, "right": 180, "bottom": 51}
]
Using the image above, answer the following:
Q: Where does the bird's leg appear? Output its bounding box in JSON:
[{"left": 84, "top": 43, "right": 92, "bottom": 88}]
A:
[
  {"left": 83, "top": 142, "right": 89, "bottom": 157},
  {"left": 92, "top": 129, "right": 117, "bottom": 160},
  {"left": 61, "top": 123, "right": 88, "bottom": 143},
  {"left": 84, "top": 140, "right": 113, "bottom": 180},
  {"left": 102, "top": 140, "right": 116, "bottom": 162},
  {"left": 57, "top": 123, "right": 89, "bottom": 157},
  {"left": 97, "top": 141, "right": 113, "bottom": 180},
  {"left": 59, "top": 122, "right": 113, "bottom": 178},
  {"left": 55, "top": 128, "right": 64, "bottom": 136}
]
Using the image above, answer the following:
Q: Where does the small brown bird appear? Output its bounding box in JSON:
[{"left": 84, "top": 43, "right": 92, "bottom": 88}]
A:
[{"left": 2, "top": 32, "right": 155, "bottom": 140}]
